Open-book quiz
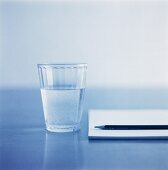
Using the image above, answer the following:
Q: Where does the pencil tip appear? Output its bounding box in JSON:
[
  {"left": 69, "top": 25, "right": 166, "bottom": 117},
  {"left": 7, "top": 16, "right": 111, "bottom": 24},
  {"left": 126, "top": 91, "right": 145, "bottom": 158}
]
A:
[{"left": 95, "top": 125, "right": 104, "bottom": 129}]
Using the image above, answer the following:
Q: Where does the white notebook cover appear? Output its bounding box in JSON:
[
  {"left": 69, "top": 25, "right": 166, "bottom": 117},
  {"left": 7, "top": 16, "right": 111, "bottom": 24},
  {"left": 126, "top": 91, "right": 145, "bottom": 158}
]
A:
[{"left": 88, "top": 110, "right": 168, "bottom": 139}]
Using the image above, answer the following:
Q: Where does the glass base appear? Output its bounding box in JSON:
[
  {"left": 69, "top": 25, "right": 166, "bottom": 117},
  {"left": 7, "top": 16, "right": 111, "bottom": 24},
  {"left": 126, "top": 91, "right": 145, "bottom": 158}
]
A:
[{"left": 46, "top": 124, "right": 80, "bottom": 132}]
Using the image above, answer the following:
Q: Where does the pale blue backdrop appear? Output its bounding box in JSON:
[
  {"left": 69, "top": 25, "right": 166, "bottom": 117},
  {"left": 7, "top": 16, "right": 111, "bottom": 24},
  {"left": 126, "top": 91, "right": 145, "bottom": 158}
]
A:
[{"left": 1, "top": 0, "right": 168, "bottom": 88}]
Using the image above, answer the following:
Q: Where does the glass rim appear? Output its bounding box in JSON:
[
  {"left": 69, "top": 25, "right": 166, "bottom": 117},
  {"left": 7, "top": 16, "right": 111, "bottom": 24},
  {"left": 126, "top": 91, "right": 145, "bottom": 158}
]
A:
[{"left": 37, "top": 63, "right": 87, "bottom": 68}]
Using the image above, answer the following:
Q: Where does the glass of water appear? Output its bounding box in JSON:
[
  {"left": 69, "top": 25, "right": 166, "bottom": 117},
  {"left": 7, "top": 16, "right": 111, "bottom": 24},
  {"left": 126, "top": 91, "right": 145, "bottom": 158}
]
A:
[{"left": 38, "top": 63, "right": 87, "bottom": 132}]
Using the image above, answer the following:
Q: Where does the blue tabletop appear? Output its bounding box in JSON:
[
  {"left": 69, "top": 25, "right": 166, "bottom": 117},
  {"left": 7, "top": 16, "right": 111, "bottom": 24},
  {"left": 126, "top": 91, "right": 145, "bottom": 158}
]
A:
[{"left": 1, "top": 88, "right": 168, "bottom": 170}]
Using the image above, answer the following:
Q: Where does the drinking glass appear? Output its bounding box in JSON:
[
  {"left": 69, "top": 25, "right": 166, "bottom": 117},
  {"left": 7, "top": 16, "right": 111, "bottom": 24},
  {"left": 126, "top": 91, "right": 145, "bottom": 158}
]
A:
[{"left": 38, "top": 63, "right": 87, "bottom": 132}]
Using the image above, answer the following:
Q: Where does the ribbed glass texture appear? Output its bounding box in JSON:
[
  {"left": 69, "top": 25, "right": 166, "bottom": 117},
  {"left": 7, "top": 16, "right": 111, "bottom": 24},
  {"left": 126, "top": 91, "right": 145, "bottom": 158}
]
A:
[{"left": 38, "top": 63, "right": 87, "bottom": 89}]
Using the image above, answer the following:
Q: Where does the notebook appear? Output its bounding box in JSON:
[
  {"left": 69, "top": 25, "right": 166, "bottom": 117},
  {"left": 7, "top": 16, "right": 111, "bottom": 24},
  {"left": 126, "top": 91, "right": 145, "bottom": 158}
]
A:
[{"left": 88, "top": 110, "right": 168, "bottom": 139}]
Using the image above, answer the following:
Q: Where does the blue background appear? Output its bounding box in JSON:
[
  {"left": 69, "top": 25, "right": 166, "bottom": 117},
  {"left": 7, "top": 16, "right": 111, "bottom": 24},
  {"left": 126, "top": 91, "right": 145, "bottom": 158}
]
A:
[{"left": 1, "top": 0, "right": 168, "bottom": 88}]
